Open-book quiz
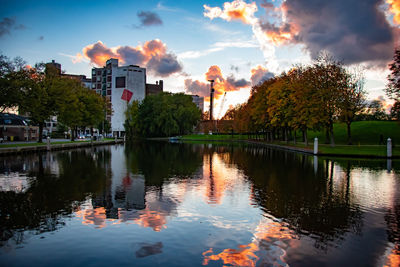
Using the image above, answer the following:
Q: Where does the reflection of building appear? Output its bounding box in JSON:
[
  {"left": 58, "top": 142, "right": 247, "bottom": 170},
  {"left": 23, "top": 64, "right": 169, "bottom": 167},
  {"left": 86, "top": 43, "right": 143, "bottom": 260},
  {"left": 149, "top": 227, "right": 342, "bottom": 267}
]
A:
[{"left": 91, "top": 58, "right": 164, "bottom": 137}]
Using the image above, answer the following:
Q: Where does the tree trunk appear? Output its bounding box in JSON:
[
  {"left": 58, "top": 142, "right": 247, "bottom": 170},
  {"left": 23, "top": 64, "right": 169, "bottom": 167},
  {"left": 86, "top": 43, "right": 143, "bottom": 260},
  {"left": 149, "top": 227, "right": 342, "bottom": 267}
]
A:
[
  {"left": 38, "top": 122, "right": 44, "bottom": 143},
  {"left": 346, "top": 122, "right": 352, "bottom": 145},
  {"left": 304, "top": 129, "right": 308, "bottom": 146},
  {"left": 325, "top": 128, "right": 330, "bottom": 144},
  {"left": 293, "top": 130, "right": 296, "bottom": 144},
  {"left": 329, "top": 123, "right": 335, "bottom": 147}
]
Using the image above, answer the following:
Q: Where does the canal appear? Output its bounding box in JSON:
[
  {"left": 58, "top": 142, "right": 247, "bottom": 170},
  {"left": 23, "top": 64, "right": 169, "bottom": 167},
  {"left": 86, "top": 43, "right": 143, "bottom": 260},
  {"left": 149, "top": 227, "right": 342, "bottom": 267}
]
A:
[{"left": 0, "top": 141, "right": 399, "bottom": 266}]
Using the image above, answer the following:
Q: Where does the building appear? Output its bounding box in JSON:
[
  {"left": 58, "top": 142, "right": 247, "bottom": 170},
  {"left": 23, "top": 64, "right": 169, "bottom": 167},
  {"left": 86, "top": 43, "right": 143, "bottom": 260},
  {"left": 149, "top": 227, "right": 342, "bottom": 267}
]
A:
[
  {"left": 0, "top": 113, "right": 38, "bottom": 141},
  {"left": 191, "top": 95, "right": 204, "bottom": 113},
  {"left": 91, "top": 58, "right": 163, "bottom": 137}
]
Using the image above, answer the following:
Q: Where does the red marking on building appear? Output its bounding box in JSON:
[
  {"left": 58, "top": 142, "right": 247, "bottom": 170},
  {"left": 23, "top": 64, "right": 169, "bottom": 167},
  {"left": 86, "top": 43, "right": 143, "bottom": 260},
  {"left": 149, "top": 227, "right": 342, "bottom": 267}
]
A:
[{"left": 121, "top": 89, "right": 133, "bottom": 102}]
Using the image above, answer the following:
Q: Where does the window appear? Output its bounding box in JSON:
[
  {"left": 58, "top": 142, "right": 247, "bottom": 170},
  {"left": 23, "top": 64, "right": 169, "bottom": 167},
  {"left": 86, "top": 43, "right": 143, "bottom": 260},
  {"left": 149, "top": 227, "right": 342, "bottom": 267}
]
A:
[
  {"left": 107, "top": 76, "right": 111, "bottom": 82},
  {"left": 97, "top": 83, "right": 101, "bottom": 89},
  {"left": 97, "top": 70, "right": 101, "bottom": 75},
  {"left": 116, "top": 76, "right": 126, "bottom": 88},
  {"left": 97, "top": 76, "right": 101, "bottom": 82},
  {"left": 107, "top": 90, "right": 111, "bottom": 95}
]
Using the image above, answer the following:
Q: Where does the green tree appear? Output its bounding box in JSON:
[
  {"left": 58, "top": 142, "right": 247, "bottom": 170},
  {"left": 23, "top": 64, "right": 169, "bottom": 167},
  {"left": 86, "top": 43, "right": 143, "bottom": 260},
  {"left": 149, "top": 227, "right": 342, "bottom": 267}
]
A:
[
  {"left": 0, "top": 54, "right": 26, "bottom": 112},
  {"left": 125, "top": 92, "right": 201, "bottom": 138},
  {"left": 18, "top": 64, "right": 68, "bottom": 142},
  {"left": 386, "top": 47, "right": 400, "bottom": 101},
  {"left": 78, "top": 89, "right": 106, "bottom": 135}
]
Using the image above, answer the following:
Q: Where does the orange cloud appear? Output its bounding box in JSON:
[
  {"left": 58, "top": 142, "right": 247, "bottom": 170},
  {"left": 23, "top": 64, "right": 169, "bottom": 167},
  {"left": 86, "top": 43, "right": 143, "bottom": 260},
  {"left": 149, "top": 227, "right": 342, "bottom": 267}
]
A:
[
  {"left": 204, "top": 0, "right": 258, "bottom": 24},
  {"left": 79, "top": 39, "right": 182, "bottom": 77},
  {"left": 387, "top": 0, "right": 400, "bottom": 24},
  {"left": 185, "top": 65, "right": 250, "bottom": 101}
]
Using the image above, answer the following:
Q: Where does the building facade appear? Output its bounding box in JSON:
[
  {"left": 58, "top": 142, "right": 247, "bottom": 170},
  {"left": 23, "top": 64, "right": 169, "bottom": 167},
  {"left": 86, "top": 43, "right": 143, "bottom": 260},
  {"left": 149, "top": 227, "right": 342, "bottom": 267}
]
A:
[
  {"left": 191, "top": 95, "right": 204, "bottom": 113},
  {"left": 92, "top": 58, "right": 166, "bottom": 137}
]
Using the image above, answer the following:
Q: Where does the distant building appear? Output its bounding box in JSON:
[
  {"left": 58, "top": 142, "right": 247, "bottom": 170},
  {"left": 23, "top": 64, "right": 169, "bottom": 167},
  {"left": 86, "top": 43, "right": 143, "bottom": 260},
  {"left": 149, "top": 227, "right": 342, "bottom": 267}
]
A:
[
  {"left": 191, "top": 95, "right": 204, "bottom": 113},
  {"left": 91, "top": 58, "right": 163, "bottom": 137},
  {"left": 146, "top": 80, "right": 163, "bottom": 96},
  {"left": 0, "top": 113, "right": 38, "bottom": 141}
]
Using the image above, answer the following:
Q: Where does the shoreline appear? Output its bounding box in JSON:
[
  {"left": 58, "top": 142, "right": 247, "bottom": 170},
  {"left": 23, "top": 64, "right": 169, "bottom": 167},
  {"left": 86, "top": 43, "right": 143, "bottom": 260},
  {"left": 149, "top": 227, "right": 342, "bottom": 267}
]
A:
[
  {"left": 178, "top": 137, "right": 398, "bottom": 159},
  {"left": 0, "top": 140, "right": 124, "bottom": 156}
]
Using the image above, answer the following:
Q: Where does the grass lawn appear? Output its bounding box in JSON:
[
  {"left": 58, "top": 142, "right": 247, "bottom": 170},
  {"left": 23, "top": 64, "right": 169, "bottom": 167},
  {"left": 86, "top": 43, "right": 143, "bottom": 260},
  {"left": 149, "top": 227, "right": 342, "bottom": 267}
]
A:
[{"left": 307, "top": 121, "right": 400, "bottom": 145}]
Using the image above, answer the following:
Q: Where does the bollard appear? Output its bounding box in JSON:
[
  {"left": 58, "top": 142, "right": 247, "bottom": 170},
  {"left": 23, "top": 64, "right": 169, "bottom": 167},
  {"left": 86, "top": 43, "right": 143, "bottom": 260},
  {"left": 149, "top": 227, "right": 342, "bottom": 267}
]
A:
[
  {"left": 115, "top": 136, "right": 117, "bottom": 142},
  {"left": 123, "top": 135, "right": 126, "bottom": 143},
  {"left": 46, "top": 136, "right": 51, "bottom": 151},
  {"left": 314, "top": 137, "right": 318, "bottom": 155},
  {"left": 387, "top": 138, "right": 392, "bottom": 158}
]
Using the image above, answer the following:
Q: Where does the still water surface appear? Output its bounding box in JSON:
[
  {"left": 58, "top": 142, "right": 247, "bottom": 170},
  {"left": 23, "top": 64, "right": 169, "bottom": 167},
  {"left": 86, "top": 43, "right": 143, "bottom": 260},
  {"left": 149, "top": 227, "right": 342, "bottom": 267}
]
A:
[{"left": 0, "top": 142, "right": 399, "bottom": 266}]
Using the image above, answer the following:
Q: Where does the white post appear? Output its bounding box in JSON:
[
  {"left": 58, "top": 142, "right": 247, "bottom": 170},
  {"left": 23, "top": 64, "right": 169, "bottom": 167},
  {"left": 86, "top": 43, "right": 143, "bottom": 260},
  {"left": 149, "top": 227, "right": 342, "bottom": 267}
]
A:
[
  {"left": 387, "top": 138, "right": 392, "bottom": 158},
  {"left": 115, "top": 135, "right": 117, "bottom": 142},
  {"left": 46, "top": 136, "right": 51, "bottom": 151},
  {"left": 314, "top": 137, "right": 318, "bottom": 155}
]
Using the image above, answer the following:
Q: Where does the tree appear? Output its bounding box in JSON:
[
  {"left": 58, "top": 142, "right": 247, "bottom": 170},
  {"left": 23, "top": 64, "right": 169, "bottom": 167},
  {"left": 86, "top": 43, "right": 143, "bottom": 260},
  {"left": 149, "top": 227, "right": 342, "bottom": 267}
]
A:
[
  {"left": 386, "top": 47, "right": 400, "bottom": 101},
  {"left": 0, "top": 54, "right": 26, "bottom": 112},
  {"left": 391, "top": 100, "right": 400, "bottom": 121},
  {"left": 78, "top": 89, "right": 106, "bottom": 135},
  {"left": 18, "top": 64, "right": 68, "bottom": 142},
  {"left": 125, "top": 93, "right": 201, "bottom": 138},
  {"left": 338, "top": 68, "right": 367, "bottom": 144}
]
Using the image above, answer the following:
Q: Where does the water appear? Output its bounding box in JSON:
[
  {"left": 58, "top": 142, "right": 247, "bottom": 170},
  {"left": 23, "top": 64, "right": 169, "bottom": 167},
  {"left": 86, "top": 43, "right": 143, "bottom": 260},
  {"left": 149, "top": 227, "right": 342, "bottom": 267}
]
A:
[{"left": 0, "top": 141, "right": 399, "bottom": 266}]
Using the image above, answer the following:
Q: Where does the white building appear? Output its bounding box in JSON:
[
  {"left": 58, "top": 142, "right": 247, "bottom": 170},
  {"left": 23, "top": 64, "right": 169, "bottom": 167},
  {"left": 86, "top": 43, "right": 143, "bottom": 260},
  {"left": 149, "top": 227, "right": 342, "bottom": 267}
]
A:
[{"left": 92, "top": 59, "right": 146, "bottom": 137}]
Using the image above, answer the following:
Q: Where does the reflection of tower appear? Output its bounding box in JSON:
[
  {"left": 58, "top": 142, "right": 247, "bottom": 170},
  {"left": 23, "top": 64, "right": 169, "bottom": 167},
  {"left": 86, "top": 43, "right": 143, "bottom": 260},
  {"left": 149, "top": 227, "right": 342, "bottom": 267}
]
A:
[
  {"left": 208, "top": 80, "right": 214, "bottom": 121},
  {"left": 208, "top": 152, "right": 216, "bottom": 201}
]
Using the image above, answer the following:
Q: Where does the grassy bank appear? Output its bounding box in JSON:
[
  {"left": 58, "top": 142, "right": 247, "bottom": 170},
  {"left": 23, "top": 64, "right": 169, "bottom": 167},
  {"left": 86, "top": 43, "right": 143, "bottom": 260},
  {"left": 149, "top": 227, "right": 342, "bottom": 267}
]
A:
[
  {"left": 0, "top": 140, "right": 90, "bottom": 148},
  {"left": 181, "top": 121, "right": 400, "bottom": 157}
]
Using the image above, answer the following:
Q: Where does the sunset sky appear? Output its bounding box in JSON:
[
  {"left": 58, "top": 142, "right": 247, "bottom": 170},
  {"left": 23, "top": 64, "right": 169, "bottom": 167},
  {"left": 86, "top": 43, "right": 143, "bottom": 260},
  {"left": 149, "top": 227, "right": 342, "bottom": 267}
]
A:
[{"left": 1, "top": 0, "right": 399, "bottom": 116}]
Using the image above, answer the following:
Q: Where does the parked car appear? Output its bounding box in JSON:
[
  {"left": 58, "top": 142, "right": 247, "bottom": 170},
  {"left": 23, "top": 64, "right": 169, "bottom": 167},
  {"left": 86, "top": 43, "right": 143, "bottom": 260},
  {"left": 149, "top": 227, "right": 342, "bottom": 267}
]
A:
[{"left": 77, "top": 134, "right": 85, "bottom": 139}]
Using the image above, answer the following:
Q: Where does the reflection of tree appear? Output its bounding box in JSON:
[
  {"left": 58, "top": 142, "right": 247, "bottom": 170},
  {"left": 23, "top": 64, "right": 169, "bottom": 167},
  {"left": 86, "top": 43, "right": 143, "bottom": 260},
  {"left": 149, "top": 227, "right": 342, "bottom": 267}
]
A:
[
  {"left": 124, "top": 141, "right": 203, "bottom": 187},
  {"left": 221, "top": 145, "right": 363, "bottom": 250},
  {"left": 0, "top": 148, "right": 111, "bottom": 246}
]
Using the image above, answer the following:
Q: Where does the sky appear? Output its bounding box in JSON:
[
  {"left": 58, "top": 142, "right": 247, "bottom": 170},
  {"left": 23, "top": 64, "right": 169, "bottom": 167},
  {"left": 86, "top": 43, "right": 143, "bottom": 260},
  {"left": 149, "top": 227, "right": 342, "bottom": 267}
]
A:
[{"left": 1, "top": 0, "right": 399, "bottom": 117}]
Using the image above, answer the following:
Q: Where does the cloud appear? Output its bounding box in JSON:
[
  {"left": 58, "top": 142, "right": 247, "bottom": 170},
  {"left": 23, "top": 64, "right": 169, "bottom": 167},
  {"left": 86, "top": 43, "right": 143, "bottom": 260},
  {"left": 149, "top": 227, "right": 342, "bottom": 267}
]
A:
[
  {"left": 280, "top": 0, "right": 398, "bottom": 65},
  {"left": 250, "top": 65, "right": 274, "bottom": 86},
  {"left": 387, "top": 0, "right": 400, "bottom": 24},
  {"left": 137, "top": 11, "right": 163, "bottom": 27},
  {"left": 203, "top": 1, "right": 278, "bottom": 71},
  {"left": 38, "top": 36, "right": 44, "bottom": 41},
  {"left": 185, "top": 65, "right": 250, "bottom": 99},
  {"left": 204, "top": 0, "right": 257, "bottom": 24},
  {"left": 0, "top": 17, "right": 26, "bottom": 37},
  {"left": 78, "top": 39, "right": 182, "bottom": 77},
  {"left": 205, "top": 0, "right": 399, "bottom": 68}
]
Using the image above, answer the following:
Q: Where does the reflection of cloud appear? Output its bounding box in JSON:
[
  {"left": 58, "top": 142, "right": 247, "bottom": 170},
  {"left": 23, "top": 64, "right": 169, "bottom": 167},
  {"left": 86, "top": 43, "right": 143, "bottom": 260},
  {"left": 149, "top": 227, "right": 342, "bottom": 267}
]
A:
[
  {"left": 75, "top": 204, "right": 108, "bottom": 229},
  {"left": 136, "top": 242, "right": 163, "bottom": 258},
  {"left": 203, "top": 218, "right": 297, "bottom": 266}
]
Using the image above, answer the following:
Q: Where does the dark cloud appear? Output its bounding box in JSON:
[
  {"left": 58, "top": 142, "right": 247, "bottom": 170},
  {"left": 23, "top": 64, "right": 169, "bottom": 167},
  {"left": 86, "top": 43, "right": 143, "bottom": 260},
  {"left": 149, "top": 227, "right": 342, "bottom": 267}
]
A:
[
  {"left": 230, "top": 65, "right": 239, "bottom": 72},
  {"left": 147, "top": 53, "right": 182, "bottom": 77},
  {"left": 137, "top": 11, "right": 163, "bottom": 27},
  {"left": 116, "top": 46, "right": 147, "bottom": 65},
  {"left": 38, "top": 36, "right": 44, "bottom": 41},
  {"left": 0, "top": 17, "right": 26, "bottom": 37},
  {"left": 282, "top": 0, "right": 398, "bottom": 65},
  {"left": 184, "top": 79, "right": 210, "bottom": 97},
  {"left": 227, "top": 76, "right": 250, "bottom": 88}
]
